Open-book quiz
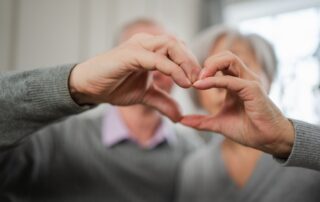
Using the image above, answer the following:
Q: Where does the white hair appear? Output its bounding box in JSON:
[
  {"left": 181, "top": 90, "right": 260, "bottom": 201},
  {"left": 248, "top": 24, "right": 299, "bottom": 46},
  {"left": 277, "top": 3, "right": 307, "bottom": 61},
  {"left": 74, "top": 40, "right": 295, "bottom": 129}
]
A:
[
  {"left": 189, "top": 25, "right": 277, "bottom": 109},
  {"left": 192, "top": 25, "right": 277, "bottom": 82}
]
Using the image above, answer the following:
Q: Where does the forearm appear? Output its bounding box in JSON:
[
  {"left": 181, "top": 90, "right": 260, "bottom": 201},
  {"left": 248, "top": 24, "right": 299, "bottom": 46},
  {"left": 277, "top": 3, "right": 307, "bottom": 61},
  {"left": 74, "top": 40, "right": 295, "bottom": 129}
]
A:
[
  {"left": 274, "top": 119, "right": 320, "bottom": 171},
  {"left": 0, "top": 64, "right": 89, "bottom": 149}
]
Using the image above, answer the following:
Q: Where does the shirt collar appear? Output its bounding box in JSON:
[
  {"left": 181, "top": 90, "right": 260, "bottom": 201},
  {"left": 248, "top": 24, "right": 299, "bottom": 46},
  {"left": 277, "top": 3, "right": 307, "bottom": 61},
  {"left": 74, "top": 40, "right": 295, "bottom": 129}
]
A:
[{"left": 102, "top": 106, "right": 176, "bottom": 149}]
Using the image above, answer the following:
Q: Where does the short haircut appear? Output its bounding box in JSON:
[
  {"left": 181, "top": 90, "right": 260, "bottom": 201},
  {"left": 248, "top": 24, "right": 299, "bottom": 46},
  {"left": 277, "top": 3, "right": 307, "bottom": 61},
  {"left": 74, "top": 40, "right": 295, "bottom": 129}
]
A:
[{"left": 113, "top": 18, "right": 162, "bottom": 45}]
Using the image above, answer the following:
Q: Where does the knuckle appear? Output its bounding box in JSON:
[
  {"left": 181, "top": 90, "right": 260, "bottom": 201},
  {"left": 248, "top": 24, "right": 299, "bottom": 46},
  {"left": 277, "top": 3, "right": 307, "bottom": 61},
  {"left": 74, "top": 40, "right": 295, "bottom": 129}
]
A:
[
  {"left": 224, "top": 51, "right": 237, "bottom": 62},
  {"left": 251, "top": 81, "right": 262, "bottom": 91},
  {"left": 163, "top": 35, "right": 178, "bottom": 47},
  {"left": 124, "top": 43, "right": 140, "bottom": 53},
  {"left": 224, "top": 50, "right": 235, "bottom": 56},
  {"left": 166, "top": 34, "right": 178, "bottom": 42},
  {"left": 227, "top": 52, "right": 237, "bottom": 62},
  {"left": 130, "top": 33, "right": 150, "bottom": 41}
]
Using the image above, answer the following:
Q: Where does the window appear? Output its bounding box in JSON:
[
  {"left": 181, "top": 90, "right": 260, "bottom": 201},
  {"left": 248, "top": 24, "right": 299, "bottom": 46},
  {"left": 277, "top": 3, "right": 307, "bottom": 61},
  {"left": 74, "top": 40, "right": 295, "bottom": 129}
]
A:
[{"left": 238, "top": 8, "right": 320, "bottom": 124}]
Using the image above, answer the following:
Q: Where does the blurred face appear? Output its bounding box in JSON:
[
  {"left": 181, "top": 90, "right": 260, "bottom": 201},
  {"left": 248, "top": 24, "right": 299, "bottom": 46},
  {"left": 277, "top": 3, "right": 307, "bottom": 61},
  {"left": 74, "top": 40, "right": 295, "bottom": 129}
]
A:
[
  {"left": 119, "top": 23, "right": 174, "bottom": 93},
  {"left": 198, "top": 34, "right": 268, "bottom": 115},
  {"left": 119, "top": 23, "right": 166, "bottom": 42}
]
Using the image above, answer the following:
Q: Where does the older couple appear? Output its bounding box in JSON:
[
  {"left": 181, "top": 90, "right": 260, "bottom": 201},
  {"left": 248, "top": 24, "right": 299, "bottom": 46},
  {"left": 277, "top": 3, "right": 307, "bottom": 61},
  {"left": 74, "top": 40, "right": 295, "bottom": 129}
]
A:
[{"left": 1, "top": 19, "right": 320, "bottom": 202}]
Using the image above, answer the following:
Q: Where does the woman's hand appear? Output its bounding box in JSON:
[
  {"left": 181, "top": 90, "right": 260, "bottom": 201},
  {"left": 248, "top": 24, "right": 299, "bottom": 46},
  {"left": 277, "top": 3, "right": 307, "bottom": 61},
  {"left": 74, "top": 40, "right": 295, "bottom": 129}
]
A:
[{"left": 181, "top": 51, "right": 294, "bottom": 158}]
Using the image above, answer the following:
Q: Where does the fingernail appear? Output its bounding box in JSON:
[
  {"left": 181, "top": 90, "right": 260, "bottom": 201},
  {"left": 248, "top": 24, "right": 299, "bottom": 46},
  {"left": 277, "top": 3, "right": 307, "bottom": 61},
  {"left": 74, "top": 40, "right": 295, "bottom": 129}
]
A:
[
  {"left": 193, "top": 80, "right": 203, "bottom": 87},
  {"left": 191, "top": 67, "right": 201, "bottom": 83}
]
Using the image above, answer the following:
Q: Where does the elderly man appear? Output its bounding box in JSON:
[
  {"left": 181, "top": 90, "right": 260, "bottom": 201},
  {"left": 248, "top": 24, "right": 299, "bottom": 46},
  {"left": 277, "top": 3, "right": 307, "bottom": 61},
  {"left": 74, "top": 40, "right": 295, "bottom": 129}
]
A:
[{"left": 0, "top": 19, "right": 202, "bottom": 202}]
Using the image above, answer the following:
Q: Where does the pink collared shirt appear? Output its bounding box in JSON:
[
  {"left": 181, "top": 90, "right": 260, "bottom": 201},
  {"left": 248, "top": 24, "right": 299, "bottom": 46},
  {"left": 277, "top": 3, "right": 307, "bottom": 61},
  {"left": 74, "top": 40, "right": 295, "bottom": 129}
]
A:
[{"left": 102, "top": 107, "right": 176, "bottom": 149}]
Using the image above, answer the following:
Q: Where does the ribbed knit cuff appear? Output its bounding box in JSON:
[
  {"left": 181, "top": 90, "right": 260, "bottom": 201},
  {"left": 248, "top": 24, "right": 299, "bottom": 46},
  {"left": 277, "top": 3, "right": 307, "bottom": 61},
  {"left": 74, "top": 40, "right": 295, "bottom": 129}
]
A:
[
  {"left": 0, "top": 64, "right": 93, "bottom": 148},
  {"left": 274, "top": 119, "right": 320, "bottom": 170},
  {"left": 26, "top": 64, "right": 91, "bottom": 116}
]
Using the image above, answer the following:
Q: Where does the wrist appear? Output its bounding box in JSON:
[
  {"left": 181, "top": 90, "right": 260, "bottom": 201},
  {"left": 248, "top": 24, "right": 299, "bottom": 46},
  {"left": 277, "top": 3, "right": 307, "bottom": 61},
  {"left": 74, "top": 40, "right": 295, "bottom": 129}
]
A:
[
  {"left": 69, "top": 64, "right": 94, "bottom": 105},
  {"left": 271, "top": 118, "right": 295, "bottom": 158}
]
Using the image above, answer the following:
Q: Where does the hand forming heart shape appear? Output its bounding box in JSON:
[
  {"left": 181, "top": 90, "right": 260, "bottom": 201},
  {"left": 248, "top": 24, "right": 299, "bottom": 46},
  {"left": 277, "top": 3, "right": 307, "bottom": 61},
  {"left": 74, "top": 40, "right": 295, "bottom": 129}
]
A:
[
  {"left": 70, "top": 33, "right": 294, "bottom": 158},
  {"left": 180, "top": 51, "right": 294, "bottom": 158}
]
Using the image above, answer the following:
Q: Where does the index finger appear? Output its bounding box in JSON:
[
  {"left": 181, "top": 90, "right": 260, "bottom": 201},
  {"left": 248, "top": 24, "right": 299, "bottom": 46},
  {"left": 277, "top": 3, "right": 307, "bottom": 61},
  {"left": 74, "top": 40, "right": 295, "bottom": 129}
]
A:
[
  {"left": 132, "top": 34, "right": 201, "bottom": 83},
  {"left": 200, "top": 51, "right": 251, "bottom": 80},
  {"left": 193, "top": 75, "right": 262, "bottom": 102}
]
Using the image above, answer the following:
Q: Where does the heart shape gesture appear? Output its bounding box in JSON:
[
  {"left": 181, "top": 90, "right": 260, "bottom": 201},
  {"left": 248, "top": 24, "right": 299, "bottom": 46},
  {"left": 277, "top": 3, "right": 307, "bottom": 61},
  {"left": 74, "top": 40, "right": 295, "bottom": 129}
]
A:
[
  {"left": 181, "top": 51, "right": 294, "bottom": 158},
  {"left": 70, "top": 34, "right": 294, "bottom": 158}
]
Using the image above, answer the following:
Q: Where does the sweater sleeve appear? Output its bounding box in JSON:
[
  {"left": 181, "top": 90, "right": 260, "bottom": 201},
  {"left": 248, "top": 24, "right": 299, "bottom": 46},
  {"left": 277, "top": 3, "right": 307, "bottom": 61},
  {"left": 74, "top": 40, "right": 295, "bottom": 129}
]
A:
[
  {"left": 0, "top": 64, "right": 90, "bottom": 149},
  {"left": 274, "top": 119, "right": 320, "bottom": 171}
]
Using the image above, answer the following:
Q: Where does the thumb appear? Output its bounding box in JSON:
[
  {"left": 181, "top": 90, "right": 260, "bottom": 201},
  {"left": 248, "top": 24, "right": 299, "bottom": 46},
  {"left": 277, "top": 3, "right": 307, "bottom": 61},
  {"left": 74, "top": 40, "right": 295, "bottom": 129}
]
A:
[
  {"left": 143, "top": 85, "right": 182, "bottom": 122},
  {"left": 180, "top": 115, "right": 222, "bottom": 133}
]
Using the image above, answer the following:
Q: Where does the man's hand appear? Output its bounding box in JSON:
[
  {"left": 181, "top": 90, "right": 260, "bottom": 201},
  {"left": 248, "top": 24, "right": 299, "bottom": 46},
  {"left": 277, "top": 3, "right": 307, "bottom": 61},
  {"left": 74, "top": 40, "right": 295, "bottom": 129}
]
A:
[
  {"left": 69, "top": 33, "right": 200, "bottom": 122},
  {"left": 181, "top": 51, "right": 295, "bottom": 158}
]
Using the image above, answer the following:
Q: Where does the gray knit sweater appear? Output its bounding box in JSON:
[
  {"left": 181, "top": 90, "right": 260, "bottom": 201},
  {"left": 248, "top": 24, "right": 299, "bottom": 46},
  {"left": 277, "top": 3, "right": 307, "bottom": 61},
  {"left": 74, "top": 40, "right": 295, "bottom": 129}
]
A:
[
  {"left": 0, "top": 65, "right": 202, "bottom": 202},
  {"left": 177, "top": 137, "right": 320, "bottom": 202},
  {"left": 2, "top": 65, "right": 320, "bottom": 171},
  {"left": 275, "top": 119, "right": 320, "bottom": 170},
  {"left": 0, "top": 65, "right": 88, "bottom": 148},
  {"left": 1, "top": 64, "right": 320, "bottom": 201}
]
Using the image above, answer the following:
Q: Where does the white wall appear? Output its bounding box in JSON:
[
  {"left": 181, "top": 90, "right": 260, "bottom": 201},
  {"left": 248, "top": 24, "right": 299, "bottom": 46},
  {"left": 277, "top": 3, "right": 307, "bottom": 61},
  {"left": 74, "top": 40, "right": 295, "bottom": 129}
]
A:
[
  {"left": 0, "top": 0, "right": 202, "bottom": 71},
  {"left": 224, "top": 0, "right": 320, "bottom": 24},
  {"left": 0, "top": 0, "right": 15, "bottom": 71}
]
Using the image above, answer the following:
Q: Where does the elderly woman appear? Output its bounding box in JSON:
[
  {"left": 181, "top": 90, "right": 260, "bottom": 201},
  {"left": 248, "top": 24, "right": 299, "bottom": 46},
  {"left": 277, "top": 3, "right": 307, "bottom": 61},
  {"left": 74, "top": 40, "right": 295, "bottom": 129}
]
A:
[{"left": 176, "top": 26, "right": 320, "bottom": 202}]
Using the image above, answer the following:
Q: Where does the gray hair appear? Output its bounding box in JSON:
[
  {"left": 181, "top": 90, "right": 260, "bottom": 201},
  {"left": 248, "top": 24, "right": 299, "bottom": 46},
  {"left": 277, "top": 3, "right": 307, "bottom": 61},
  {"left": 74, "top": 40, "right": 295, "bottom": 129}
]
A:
[
  {"left": 189, "top": 25, "right": 278, "bottom": 109},
  {"left": 192, "top": 25, "right": 277, "bottom": 82},
  {"left": 113, "top": 18, "right": 162, "bottom": 46}
]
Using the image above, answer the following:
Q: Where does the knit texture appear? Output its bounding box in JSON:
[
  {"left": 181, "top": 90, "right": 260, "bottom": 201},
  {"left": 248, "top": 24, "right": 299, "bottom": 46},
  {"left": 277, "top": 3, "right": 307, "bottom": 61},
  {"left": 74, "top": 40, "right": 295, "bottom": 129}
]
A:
[
  {"left": 0, "top": 64, "right": 88, "bottom": 148},
  {"left": 177, "top": 137, "right": 320, "bottom": 202},
  {"left": 275, "top": 119, "right": 320, "bottom": 170},
  {"left": 0, "top": 65, "right": 202, "bottom": 201},
  {"left": 0, "top": 112, "right": 201, "bottom": 202}
]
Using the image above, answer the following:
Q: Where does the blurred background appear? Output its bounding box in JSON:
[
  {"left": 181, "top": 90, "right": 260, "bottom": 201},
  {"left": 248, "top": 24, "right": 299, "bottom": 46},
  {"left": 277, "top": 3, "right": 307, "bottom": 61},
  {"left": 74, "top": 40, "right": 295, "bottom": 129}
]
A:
[{"left": 1, "top": 0, "right": 320, "bottom": 124}]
